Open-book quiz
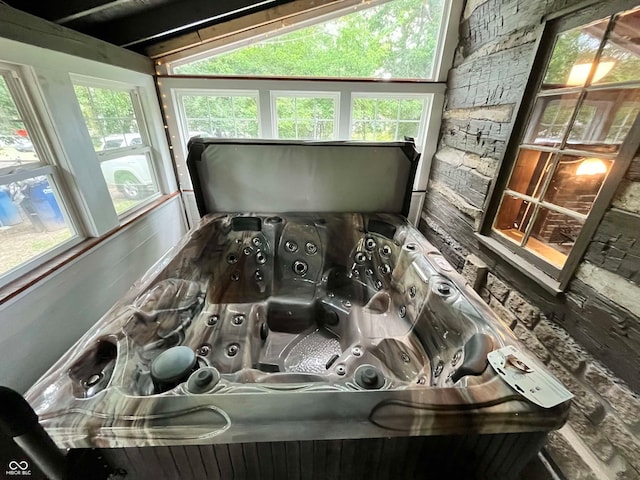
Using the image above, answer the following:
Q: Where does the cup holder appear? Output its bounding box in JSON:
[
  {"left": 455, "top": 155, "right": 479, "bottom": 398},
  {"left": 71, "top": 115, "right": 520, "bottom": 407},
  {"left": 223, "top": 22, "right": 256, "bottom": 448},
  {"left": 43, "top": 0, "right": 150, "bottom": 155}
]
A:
[{"left": 69, "top": 338, "right": 117, "bottom": 398}]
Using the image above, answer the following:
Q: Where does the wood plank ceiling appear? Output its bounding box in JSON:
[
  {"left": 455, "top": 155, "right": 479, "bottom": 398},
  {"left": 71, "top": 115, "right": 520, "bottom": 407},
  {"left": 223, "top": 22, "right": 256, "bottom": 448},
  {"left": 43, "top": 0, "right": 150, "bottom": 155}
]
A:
[{"left": 2, "top": 0, "right": 295, "bottom": 52}]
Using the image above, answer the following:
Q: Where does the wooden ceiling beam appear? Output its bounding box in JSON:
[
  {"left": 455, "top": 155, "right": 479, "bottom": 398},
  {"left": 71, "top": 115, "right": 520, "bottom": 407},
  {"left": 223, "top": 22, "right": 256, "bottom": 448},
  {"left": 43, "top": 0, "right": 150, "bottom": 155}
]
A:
[
  {"left": 4, "top": 0, "right": 135, "bottom": 24},
  {"left": 81, "top": 0, "right": 285, "bottom": 48},
  {"left": 55, "top": 0, "right": 139, "bottom": 25}
]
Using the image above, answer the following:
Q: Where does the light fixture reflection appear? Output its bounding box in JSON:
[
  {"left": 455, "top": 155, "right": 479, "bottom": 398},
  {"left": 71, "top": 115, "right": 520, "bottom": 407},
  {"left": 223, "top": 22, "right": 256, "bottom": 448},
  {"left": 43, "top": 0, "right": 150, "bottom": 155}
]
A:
[
  {"left": 576, "top": 157, "right": 607, "bottom": 176},
  {"left": 567, "top": 61, "right": 615, "bottom": 86}
]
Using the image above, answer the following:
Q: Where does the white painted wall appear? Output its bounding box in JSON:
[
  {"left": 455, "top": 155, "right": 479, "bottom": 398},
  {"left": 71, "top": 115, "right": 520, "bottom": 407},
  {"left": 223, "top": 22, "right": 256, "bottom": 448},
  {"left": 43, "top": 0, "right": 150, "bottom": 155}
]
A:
[{"left": 0, "top": 197, "right": 187, "bottom": 393}]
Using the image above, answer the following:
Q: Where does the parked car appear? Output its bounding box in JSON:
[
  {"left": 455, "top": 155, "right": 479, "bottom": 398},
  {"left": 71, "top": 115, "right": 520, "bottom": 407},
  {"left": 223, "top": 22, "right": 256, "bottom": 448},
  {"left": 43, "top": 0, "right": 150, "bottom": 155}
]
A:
[
  {"left": 97, "top": 132, "right": 210, "bottom": 200},
  {"left": 96, "top": 134, "right": 151, "bottom": 200},
  {"left": 14, "top": 138, "right": 34, "bottom": 152},
  {"left": 99, "top": 133, "right": 143, "bottom": 151},
  {"left": 100, "top": 155, "right": 156, "bottom": 200}
]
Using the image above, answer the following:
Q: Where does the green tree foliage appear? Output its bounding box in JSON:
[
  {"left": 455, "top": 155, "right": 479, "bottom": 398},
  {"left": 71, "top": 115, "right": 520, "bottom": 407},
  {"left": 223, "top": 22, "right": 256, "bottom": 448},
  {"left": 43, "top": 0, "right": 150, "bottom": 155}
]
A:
[
  {"left": 175, "top": 0, "right": 444, "bottom": 79},
  {"left": 276, "top": 97, "right": 335, "bottom": 139},
  {"left": 182, "top": 95, "right": 259, "bottom": 137},
  {"left": 73, "top": 85, "right": 138, "bottom": 148},
  {"left": 0, "top": 77, "right": 25, "bottom": 137},
  {"left": 352, "top": 97, "right": 424, "bottom": 141}
]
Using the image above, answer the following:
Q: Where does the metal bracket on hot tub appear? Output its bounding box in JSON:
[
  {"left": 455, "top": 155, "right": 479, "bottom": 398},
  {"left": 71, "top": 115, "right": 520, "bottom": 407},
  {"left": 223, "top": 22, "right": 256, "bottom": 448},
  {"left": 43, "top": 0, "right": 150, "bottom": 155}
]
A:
[{"left": 488, "top": 346, "right": 573, "bottom": 408}]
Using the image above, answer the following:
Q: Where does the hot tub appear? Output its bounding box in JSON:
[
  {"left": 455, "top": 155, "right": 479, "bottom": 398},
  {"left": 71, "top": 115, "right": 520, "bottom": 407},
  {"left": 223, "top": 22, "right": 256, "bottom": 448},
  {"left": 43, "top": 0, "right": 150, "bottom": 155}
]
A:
[{"left": 26, "top": 140, "right": 570, "bottom": 480}]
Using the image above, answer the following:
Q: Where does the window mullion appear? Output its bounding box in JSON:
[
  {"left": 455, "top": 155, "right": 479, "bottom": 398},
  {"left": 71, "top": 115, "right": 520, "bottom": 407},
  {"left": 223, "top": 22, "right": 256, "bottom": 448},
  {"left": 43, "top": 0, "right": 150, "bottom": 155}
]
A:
[
  {"left": 519, "top": 203, "right": 541, "bottom": 247},
  {"left": 531, "top": 152, "right": 559, "bottom": 206},
  {"left": 556, "top": 16, "right": 615, "bottom": 151},
  {"left": 539, "top": 201, "right": 588, "bottom": 221},
  {"left": 97, "top": 146, "right": 150, "bottom": 161},
  {"left": 0, "top": 165, "right": 54, "bottom": 184},
  {"left": 338, "top": 90, "right": 350, "bottom": 140},
  {"left": 259, "top": 89, "right": 273, "bottom": 138}
]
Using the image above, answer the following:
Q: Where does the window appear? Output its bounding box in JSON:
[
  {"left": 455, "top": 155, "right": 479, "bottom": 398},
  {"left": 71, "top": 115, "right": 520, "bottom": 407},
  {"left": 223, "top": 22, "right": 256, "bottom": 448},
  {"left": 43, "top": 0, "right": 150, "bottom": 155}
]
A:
[
  {"left": 171, "top": 0, "right": 445, "bottom": 80},
  {"left": 273, "top": 93, "right": 338, "bottom": 140},
  {"left": 169, "top": 83, "right": 434, "bottom": 150},
  {"left": 180, "top": 92, "right": 260, "bottom": 139},
  {"left": 0, "top": 64, "right": 76, "bottom": 281},
  {"left": 73, "top": 82, "right": 160, "bottom": 214},
  {"left": 488, "top": 6, "right": 640, "bottom": 282},
  {"left": 351, "top": 95, "right": 427, "bottom": 142}
]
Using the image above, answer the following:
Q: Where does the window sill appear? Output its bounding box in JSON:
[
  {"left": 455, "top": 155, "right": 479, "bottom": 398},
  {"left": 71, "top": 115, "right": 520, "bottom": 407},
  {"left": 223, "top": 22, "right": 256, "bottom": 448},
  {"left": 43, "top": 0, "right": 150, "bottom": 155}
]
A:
[
  {"left": 0, "top": 192, "right": 180, "bottom": 305},
  {"left": 475, "top": 233, "right": 563, "bottom": 296}
]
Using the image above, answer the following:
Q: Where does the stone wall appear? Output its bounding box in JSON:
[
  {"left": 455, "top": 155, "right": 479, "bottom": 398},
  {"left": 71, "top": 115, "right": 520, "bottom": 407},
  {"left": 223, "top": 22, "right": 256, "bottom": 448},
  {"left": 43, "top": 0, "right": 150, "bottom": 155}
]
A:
[
  {"left": 464, "top": 257, "right": 640, "bottom": 479},
  {"left": 420, "top": 0, "right": 640, "bottom": 478}
]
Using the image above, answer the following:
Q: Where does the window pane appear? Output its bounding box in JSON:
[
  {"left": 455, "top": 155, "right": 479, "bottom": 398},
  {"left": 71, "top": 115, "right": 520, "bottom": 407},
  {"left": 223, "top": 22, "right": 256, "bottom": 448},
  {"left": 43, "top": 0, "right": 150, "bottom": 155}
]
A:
[
  {"left": 73, "top": 85, "right": 140, "bottom": 151},
  {"left": 542, "top": 19, "right": 607, "bottom": 88},
  {"left": 100, "top": 154, "right": 158, "bottom": 214},
  {"left": 0, "top": 176, "right": 73, "bottom": 276},
  {"left": 0, "top": 75, "right": 40, "bottom": 168},
  {"left": 524, "top": 94, "right": 578, "bottom": 146},
  {"left": 275, "top": 96, "right": 336, "bottom": 140},
  {"left": 542, "top": 154, "right": 612, "bottom": 214},
  {"left": 493, "top": 194, "right": 535, "bottom": 245},
  {"left": 181, "top": 94, "right": 259, "bottom": 139},
  {"left": 567, "top": 88, "right": 640, "bottom": 153},
  {"left": 351, "top": 97, "right": 424, "bottom": 141},
  {"left": 173, "top": 0, "right": 445, "bottom": 80},
  {"left": 507, "top": 149, "right": 554, "bottom": 198},
  {"left": 525, "top": 207, "right": 584, "bottom": 268},
  {"left": 593, "top": 8, "right": 640, "bottom": 85}
]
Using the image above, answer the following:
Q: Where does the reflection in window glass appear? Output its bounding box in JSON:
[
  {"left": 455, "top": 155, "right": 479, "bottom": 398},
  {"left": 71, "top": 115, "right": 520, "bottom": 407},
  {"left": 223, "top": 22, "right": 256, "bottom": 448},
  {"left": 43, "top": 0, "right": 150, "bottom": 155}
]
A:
[
  {"left": 543, "top": 155, "right": 611, "bottom": 213},
  {"left": 606, "top": 101, "right": 640, "bottom": 143},
  {"left": 524, "top": 95, "right": 578, "bottom": 146},
  {"left": 525, "top": 208, "right": 585, "bottom": 268},
  {"left": 99, "top": 154, "right": 158, "bottom": 214},
  {"left": 507, "top": 149, "right": 553, "bottom": 198},
  {"left": 275, "top": 96, "right": 336, "bottom": 140},
  {"left": 0, "top": 76, "right": 39, "bottom": 168},
  {"left": 567, "top": 88, "right": 640, "bottom": 153},
  {"left": 182, "top": 95, "right": 259, "bottom": 139},
  {"left": 594, "top": 9, "right": 640, "bottom": 85},
  {"left": 0, "top": 176, "right": 73, "bottom": 276},
  {"left": 74, "top": 85, "right": 140, "bottom": 151},
  {"left": 173, "top": 0, "right": 445, "bottom": 80},
  {"left": 542, "top": 20, "right": 606, "bottom": 88},
  {"left": 494, "top": 195, "right": 534, "bottom": 244},
  {"left": 351, "top": 97, "right": 424, "bottom": 141}
]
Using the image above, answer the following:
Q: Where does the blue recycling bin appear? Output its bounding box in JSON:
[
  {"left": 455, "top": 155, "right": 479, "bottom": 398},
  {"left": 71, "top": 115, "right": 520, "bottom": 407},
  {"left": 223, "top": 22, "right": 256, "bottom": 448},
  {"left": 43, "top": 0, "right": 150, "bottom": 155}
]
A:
[
  {"left": 0, "top": 189, "right": 22, "bottom": 226},
  {"left": 28, "top": 180, "right": 65, "bottom": 231}
]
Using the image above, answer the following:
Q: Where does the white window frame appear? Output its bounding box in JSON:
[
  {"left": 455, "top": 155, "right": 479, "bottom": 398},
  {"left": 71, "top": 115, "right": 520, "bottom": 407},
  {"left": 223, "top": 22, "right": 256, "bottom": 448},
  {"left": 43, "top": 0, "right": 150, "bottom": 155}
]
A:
[
  {"left": 174, "top": 88, "right": 262, "bottom": 143},
  {"left": 71, "top": 75, "right": 163, "bottom": 216},
  {"left": 270, "top": 91, "right": 341, "bottom": 140},
  {"left": 350, "top": 92, "right": 431, "bottom": 145},
  {"left": 0, "top": 62, "right": 81, "bottom": 286}
]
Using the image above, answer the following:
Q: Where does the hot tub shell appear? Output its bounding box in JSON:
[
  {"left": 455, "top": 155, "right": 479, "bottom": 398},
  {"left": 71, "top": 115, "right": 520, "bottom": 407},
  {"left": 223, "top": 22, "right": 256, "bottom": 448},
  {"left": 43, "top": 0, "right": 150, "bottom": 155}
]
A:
[{"left": 25, "top": 140, "right": 570, "bottom": 479}]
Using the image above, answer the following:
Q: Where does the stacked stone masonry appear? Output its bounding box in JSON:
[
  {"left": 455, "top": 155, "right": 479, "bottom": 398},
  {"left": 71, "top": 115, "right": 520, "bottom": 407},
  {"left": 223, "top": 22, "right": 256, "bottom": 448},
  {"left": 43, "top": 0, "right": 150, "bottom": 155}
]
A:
[
  {"left": 421, "top": 0, "right": 640, "bottom": 478},
  {"left": 462, "top": 256, "right": 640, "bottom": 479}
]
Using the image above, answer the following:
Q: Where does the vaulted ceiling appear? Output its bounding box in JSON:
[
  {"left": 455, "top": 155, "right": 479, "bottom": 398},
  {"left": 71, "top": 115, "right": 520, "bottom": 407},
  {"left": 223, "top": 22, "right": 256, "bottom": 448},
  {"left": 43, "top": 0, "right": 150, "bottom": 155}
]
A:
[{"left": 2, "top": 0, "right": 295, "bottom": 52}]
